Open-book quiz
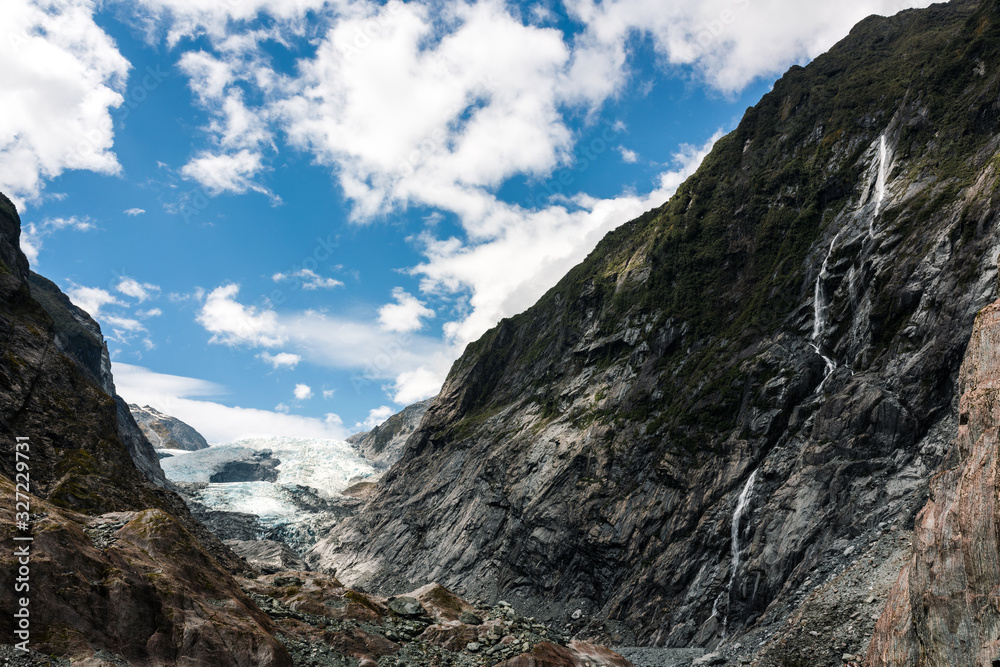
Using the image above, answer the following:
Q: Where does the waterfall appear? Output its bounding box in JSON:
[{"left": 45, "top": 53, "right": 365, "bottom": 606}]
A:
[
  {"left": 871, "top": 134, "right": 890, "bottom": 236},
  {"left": 729, "top": 469, "right": 758, "bottom": 592},
  {"left": 810, "top": 133, "right": 890, "bottom": 389},
  {"left": 718, "top": 469, "right": 758, "bottom": 637},
  {"left": 811, "top": 232, "right": 841, "bottom": 387}
]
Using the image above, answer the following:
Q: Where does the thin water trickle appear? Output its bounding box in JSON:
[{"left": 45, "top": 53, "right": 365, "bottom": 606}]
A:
[
  {"left": 720, "top": 469, "right": 758, "bottom": 637},
  {"left": 811, "top": 232, "right": 841, "bottom": 388}
]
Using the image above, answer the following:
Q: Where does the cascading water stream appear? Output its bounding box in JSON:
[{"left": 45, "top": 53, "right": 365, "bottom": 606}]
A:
[
  {"left": 873, "top": 135, "right": 889, "bottom": 226},
  {"left": 811, "top": 133, "right": 890, "bottom": 388},
  {"left": 811, "top": 232, "right": 841, "bottom": 388},
  {"left": 715, "top": 469, "right": 758, "bottom": 637}
]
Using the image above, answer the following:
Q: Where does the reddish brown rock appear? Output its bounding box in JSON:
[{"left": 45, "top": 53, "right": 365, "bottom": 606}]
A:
[
  {"left": 491, "top": 641, "right": 634, "bottom": 667},
  {"left": 869, "top": 301, "right": 1000, "bottom": 666}
]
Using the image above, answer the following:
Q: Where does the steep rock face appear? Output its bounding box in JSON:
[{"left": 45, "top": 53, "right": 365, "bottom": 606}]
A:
[
  {"left": 313, "top": 0, "right": 1000, "bottom": 647},
  {"left": 347, "top": 398, "right": 433, "bottom": 467},
  {"left": 0, "top": 194, "right": 165, "bottom": 510},
  {"left": 130, "top": 403, "right": 210, "bottom": 450},
  {"left": 868, "top": 299, "right": 1000, "bottom": 666},
  {"left": 0, "top": 193, "right": 288, "bottom": 663},
  {"left": 26, "top": 270, "right": 167, "bottom": 488}
]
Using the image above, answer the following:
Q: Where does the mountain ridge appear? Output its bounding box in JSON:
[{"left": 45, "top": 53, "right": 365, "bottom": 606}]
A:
[{"left": 311, "top": 0, "right": 1000, "bottom": 656}]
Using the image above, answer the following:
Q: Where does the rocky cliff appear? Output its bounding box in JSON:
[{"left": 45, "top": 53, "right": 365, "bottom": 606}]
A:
[
  {"left": 0, "top": 193, "right": 292, "bottom": 665},
  {"left": 312, "top": 0, "right": 1000, "bottom": 653},
  {"left": 130, "top": 403, "right": 211, "bottom": 451},
  {"left": 347, "top": 398, "right": 433, "bottom": 468},
  {"left": 868, "top": 297, "right": 1000, "bottom": 665}
]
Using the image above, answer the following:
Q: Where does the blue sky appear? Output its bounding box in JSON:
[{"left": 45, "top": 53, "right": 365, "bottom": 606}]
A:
[{"left": 1, "top": 0, "right": 934, "bottom": 443}]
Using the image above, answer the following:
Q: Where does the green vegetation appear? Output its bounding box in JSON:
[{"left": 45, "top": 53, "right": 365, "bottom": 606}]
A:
[{"left": 430, "top": 0, "right": 998, "bottom": 465}]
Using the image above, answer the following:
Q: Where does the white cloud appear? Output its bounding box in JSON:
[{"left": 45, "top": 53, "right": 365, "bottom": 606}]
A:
[
  {"left": 619, "top": 147, "right": 638, "bottom": 163},
  {"left": 137, "top": 308, "right": 162, "bottom": 318},
  {"left": 21, "top": 216, "right": 95, "bottom": 265},
  {"left": 294, "top": 383, "right": 313, "bottom": 400},
  {"left": 194, "top": 282, "right": 453, "bottom": 403},
  {"left": 275, "top": 402, "right": 290, "bottom": 413},
  {"left": 124, "top": 208, "right": 146, "bottom": 216},
  {"left": 378, "top": 288, "right": 434, "bottom": 333},
  {"left": 323, "top": 389, "right": 336, "bottom": 400},
  {"left": 116, "top": 277, "right": 160, "bottom": 302},
  {"left": 66, "top": 285, "right": 123, "bottom": 318},
  {"left": 277, "top": 0, "right": 575, "bottom": 222},
  {"left": 355, "top": 405, "right": 393, "bottom": 432},
  {"left": 113, "top": 361, "right": 348, "bottom": 442},
  {"left": 272, "top": 268, "right": 344, "bottom": 290},
  {"left": 180, "top": 149, "right": 271, "bottom": 196},
  {"left": 0, "top": 0, "right": 129, "bottom": 207},
  {"left": 324, "top": 412, "right": 344, "bottom": 427},
  {"left": 392, "top": 366, "right": 445, "bottom": 405},
  {"left": 563, "top": 0, "right": 937, "bottom": 93},
  {"left": 196, "top": 283, "right": 285, "bottom": 347},
  {"left": 104, "top": 315, "right": 146, "bottom": 333},
  {"left": 259, "top": 351, "right": 302, "bottom": 369},
  {"left": 130, "top": 0, "right": 330, "bottom": 45}
]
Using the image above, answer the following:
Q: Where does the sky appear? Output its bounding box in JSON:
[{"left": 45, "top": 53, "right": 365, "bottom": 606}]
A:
[{"left": 0, "top": 0, "right": 937, "bottom": 443}]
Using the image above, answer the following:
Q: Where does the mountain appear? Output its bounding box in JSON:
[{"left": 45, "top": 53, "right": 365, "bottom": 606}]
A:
[
  {"left": 129, "top": 404, "right": 210, "bottom": 451},
  {"left": 347, "top": 398, "right": 434, "bottom": 467},
  {"left": 310, "top": 0, "right": 1000, "bottom": 655}
]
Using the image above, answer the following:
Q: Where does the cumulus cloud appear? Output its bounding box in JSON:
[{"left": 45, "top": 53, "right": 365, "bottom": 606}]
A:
[
  {"left": 66, "top": 285, "right": 123, "bottom": 318},
  {"left": 563, "top": 0, "right": 937, "bottom": 93},
  {"left": 116, "top": 277, "right": 160, "bottom": 302},
  {"left": 277, "top": 0, "right": 575, "bottom": 222},
  {"left": 619, "top": 147, "right": 638, "bottom": 163},
  {"left": 259, "top": 351, "right": 302, "bottom": 369},
  {"left": 293, "top": 383, "right": 313, "bottom": 400},
  {"left": 196, "top": 283, "right": 285, "bottom": 347},
  {"left": 0, "top": 0, "right": 129, "bottom": 207},
  {"left": 21, "top": 216, "right": 95, "bottom": 265},
  {"left": 355, "top": 405, "right": 394, "bottom": 432},
  {"left": 124, "top": 208, "right": 146, "bottom": 216},
  {"left": 113, "top": 361, "right": 348, "bottom": 442},
  {"left": 180, "top": 149, "right": 271, "bottom": 196},
  {"left": 194, "top": 282, "right": 454, "bottom": 404},
  {"left": 272, "top": 268, "right": 344, "bottom": 290},
  {"left": 378, "top": 288, "right": 434, "bottom": 333},
  {"left": 392, "top": 366, "right": 446, "bottom": 405}
]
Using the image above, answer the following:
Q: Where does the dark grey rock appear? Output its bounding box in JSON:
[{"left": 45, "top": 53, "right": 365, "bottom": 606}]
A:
[
  {"left": 388, "top": 596, "right": 426, "bottom": 617},
  {"left": 459, "top": 611, "right": 483, "bottom": 625},
  {"left": 209, "top": 450, "right": 280, "bottom": 482}
]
